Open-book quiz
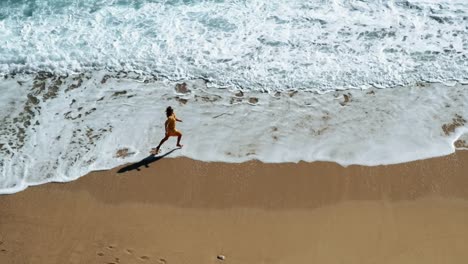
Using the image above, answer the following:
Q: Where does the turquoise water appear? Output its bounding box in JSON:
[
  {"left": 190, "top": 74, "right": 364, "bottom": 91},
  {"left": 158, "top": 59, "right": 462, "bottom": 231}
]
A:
[
  {"left": 0, "top": 1, "right": 467, "bottom": 194},
  {"left": 0, "top": 0, "right": 467, "bottom": 90}
]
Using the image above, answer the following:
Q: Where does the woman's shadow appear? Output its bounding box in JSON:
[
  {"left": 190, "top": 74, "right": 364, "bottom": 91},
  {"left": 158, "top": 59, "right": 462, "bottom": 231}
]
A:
[{"left": 117, "top": 148, "right": 179, "bottom": 173}]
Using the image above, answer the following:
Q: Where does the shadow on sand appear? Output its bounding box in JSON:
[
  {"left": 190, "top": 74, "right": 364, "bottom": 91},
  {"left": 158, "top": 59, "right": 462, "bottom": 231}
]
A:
[{"left": 117, "top": 148, "right": 179, "bottom": 173}]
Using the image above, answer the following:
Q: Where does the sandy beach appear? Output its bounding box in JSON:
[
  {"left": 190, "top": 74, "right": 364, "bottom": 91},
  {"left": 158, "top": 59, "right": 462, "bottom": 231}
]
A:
[
  {"left": 1, "top": 1, "right": 468, "bottom": 263},
  {"left": 1, "top": 151, "right": 468, "bottom": 264}
]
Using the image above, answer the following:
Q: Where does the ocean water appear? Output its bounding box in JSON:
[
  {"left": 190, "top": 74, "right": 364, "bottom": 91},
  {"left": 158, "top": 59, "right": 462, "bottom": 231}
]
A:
[{"left": 0, "top": 0, "right": 467, "bottom": 193}]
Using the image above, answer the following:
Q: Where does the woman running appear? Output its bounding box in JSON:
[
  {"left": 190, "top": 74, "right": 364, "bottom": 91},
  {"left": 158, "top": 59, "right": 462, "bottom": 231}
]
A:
[{"left": 151, "top": 106, "right": 183, "bottom": 154}]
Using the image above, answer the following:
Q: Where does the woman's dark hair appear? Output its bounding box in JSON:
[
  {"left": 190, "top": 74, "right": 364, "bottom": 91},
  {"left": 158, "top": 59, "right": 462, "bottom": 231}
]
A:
[{"left": 166, "top": 106, "right": 174, "bottom": 117}]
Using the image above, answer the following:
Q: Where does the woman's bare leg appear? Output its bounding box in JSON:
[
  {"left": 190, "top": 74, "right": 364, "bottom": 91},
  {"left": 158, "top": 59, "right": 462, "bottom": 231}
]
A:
[
  {"left": 155, "top": 135, "right": 169, "bottom": 153},
  {"left": 176, "top": 132, "right": 183, "bottom": 148}
]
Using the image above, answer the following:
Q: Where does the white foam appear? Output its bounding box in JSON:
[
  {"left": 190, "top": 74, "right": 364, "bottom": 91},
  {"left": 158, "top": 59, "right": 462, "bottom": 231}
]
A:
[
  {"left": 1, "top": 72, "right": 467, "bottom": 194},
  {"left": 0, "top": 0, "right": 467, "bottom": 91}
]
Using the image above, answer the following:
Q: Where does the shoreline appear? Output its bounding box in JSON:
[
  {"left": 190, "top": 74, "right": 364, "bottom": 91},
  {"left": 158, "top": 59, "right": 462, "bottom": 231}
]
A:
[
  {"left": 1, "top": 72, "right": 467, "bottom": 193},
  {"left": 24, "top": 150, "right": 468, "bottom": 208},
  {"left": 1, "top": 151, "right": 468, "bottom": 263}
]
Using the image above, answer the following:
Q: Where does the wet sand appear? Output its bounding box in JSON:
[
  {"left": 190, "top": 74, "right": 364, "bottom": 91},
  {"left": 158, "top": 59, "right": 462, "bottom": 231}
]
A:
[{"left": 1, "top": 151, "right": 468, "bottom": 264}]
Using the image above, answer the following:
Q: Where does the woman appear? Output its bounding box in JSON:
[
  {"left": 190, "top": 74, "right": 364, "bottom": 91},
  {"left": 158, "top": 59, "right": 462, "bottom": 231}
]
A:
[{"left": 151, "top": 106, "right": 183, "bottom": 154}]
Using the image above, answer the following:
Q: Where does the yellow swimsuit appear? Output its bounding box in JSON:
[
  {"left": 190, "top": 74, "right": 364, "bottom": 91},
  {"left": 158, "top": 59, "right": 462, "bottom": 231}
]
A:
[{"left": 166, "top": 114, "right": 180, "bottom": 136}]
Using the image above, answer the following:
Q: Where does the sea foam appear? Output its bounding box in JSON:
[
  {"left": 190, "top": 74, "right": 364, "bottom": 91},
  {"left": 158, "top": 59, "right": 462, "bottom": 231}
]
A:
[
  {"left": 0, "top": 72, "right": 467, "bottom": 194},
  {"left": 1, "top": 0, "right": 468, "bottom": 193},
  {"left": 0, "top": 0, "right": 467, "bottom": 91}
]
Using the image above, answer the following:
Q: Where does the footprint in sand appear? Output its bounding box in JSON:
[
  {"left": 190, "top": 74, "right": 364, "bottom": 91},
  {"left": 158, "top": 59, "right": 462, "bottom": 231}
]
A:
[
  {"left": 158, "top": 258, "right": 167, "bottom": 264},
  {"left": 100, "top": 244, "right": 151, "bottom": 263},
  {"left": 0, "top": 240, "right": 6, "bottom": 253}
]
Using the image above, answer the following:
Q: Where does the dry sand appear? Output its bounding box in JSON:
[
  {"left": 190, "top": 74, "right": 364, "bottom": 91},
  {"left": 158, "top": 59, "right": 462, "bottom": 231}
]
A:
[{"left": 1, "top": 151, "right": 468, "bottom": 264}]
